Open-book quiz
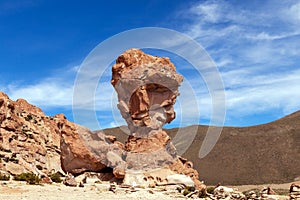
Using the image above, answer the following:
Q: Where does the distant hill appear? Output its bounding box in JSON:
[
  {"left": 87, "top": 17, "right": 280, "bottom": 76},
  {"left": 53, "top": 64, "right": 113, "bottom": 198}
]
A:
[{"left": 98, "top": 111, "right": 300, "bottom": 185}]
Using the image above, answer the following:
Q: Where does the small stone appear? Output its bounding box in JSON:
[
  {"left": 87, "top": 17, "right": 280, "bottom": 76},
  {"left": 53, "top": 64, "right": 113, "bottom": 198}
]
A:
[
  {"left": 41, "top": 177, "right": 52, "bottom": 184},
  {"left": 79, "top": 181, "right": 84, "bottom": 187},
  {"left": 63, "top": 176, "right": 77, "bottom": 187},
  {"left": 109, "top": 183, "right": 117, "bottom": 193}
]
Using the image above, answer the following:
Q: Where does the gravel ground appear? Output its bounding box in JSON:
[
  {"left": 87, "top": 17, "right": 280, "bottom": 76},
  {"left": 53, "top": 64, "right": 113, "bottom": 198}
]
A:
[
  {"left": 0, "top": 181, "right": 294, "bottom": 200},
  {"left": 0, "top": 181, "right": 185, "bottom": 200}
]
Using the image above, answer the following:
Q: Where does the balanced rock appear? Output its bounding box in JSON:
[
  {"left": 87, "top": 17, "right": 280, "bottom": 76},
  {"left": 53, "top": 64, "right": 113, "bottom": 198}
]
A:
[{"left": 111, "top": 49, "right": 205, "bottom": 190}]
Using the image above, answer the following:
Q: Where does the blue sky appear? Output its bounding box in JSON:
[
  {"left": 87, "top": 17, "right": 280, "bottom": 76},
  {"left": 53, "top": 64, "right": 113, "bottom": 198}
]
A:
[{"left": 1, "top": 0, "right": 300, "bottom": 130}]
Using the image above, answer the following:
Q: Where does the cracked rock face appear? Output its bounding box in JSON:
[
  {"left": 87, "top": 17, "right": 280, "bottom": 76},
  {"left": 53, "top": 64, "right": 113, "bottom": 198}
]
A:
[
  {"left": 111, "top": 48, "right": 183, "bottom": 161},
  {"left": 111, "top": 49, "right": 205, "bottom": 190},
  {"left": 0, "top": 92, "right": 125, "bottom": 180},
  {"left": 112, "top": 48, "right": 183, "bottom": 134},
  {"left": 0, "top": 92, "right": 62, "bottom": 176}
]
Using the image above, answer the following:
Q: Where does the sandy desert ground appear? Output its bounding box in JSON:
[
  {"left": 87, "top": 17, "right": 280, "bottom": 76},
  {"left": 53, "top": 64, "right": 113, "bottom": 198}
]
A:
[
  {"left": 0, "top": 181, "right": 183, "bottom": 200},
  {"left": 0, "top": 180, "right": 293, "bottom": 200}
]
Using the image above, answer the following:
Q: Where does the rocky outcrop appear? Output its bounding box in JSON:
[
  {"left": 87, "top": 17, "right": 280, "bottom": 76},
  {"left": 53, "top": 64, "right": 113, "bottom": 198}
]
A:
[
  {"left": 0, "top": 92, "right": 62, "bottom": 176},
  {"left": 58, "top": 115, "right": 126, "bottom": 177},
  {"left": 111, "top": 49, "right": 205, "bottom": 190},
  {"left": 0, "top": 92, "right": 125, "bottom": 180},
  {"left": 63, "top": 174, "right": 77, "bottom": 187},
  {"left": 57, "top": 114, "right": 107, "bottom": 174}
]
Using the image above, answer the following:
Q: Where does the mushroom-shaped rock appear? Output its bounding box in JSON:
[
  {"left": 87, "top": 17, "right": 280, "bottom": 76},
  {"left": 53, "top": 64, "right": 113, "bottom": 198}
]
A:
[{"left": 111, "top": 49, "right": 204, "bottom": 190}]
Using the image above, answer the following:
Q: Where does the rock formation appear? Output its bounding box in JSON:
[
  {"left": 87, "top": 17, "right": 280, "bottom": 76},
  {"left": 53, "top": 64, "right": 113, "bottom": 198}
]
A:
[
  {"left": 0, "top": 92, "right": 62, "bottom": 176},
  {"left": 111, "top": 48, "right": 205, "bottom": 190},
  {"left": 58, "top": 115, "right": 126, "bottom": 178},
  {"left": 0, "top": 91, "right": 124, "bottom": 180},
  {"left": 0, "top": 49, "right": 205, "bottom": 191}
]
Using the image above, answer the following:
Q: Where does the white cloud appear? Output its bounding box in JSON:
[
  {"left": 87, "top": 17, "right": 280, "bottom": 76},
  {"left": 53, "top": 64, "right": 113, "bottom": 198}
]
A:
[
  {"left": 173, "top": 67, "right": 300, "bottom": 126},
  {"left": 191, "top": 1, "right": 223, "bottom": 23},
  {"left": 186, "top": 0, "right": 300, "bottom": 45},
  {"left": 177, "top": 0, "right": 300, "bottom": 125},
  {"left": 7, "top": 80, "right": 73, "bottom": 107},
  {"left": 223, "top": 69, "right": 300, "bottom": 115},
  {"left": 3, "top": 66, "right": 78, "bottom": 108},
  {"left": 287, "top": 2, "right": 300, "bottom": 22},
  {"left": 252, "top": 31, "right": 300, "bottom": 40}
]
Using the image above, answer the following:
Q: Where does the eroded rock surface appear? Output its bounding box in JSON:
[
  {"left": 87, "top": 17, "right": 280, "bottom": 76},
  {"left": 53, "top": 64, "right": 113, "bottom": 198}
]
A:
[
  {"left": 0, "top": 92, "right": 125, "bottom": 179},
  {"left": 112, "top": 48, "right": 182, "bottom": 133},
  {"left": 111, "top": 49, "right": 205, "bottom": 190},
  {"left": 59, "top": 119, "right": 126, "bottom": 177},
  {"left": 0, "top": 92, "right": 62, "bottom": 176}
]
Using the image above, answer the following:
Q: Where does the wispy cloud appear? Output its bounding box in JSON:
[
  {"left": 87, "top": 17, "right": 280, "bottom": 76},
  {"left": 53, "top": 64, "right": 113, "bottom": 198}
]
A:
[
  {"left": 177, "top": 0, "right": 300, "bottom": 125},
  {"left": 224, "top": 69, "right": 300, "bottom": 115},
  {"left": 3, "top": 66, "right": 116, "bottom": 110},
  {"left": 7, "top": 80, "right": 73, "bottom": 107},
  {"left": 1, "top": 63, "right": 121, "bottom": 129},
  {"left": 3, "top": 66, "right": 77, "bottom": 108}
]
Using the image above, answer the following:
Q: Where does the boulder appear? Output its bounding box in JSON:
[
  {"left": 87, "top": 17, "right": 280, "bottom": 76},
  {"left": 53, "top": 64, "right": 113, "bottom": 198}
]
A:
[
  {"left": 111, "top": 48, "right": 182, "bottom": 135},
  {"left": 63, "top": 174, "right": 77, "bottom": 187},
  {"left": 166, "top": 174, "right": 194, "bottom": 187},
  {"left": 58, "top": 119, "right": 107, "bottom": 174},
  {"left": 213, "top": 186, "right": 246, "bottom": 200},
  {"left": 0, "top": 91, "right": 126, "bottom": 180}
]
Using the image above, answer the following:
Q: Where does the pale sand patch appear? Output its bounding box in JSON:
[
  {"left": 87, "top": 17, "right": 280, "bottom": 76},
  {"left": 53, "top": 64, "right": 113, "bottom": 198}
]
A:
[
  {"left": 0, "top": 181, "right": 185, "bottom": 200},
  {"left": 227, "top": 182, "right": 293, "bottom": 192},
  {"left": 0, "top": 181, "right": 296, "bottom": 200}
]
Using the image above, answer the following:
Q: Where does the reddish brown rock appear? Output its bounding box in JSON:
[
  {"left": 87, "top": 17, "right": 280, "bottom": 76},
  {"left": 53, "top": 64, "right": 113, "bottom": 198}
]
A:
[
  {"left": 0, "top": 48, "right": 205, "bottom": 192},
  {"left": 169, "top": 158, "right": 206, "bottom": 191},
  {"left": 63, "top": 174, "right": 77, "bottom": 187},
  {"left": 58, "top": 120, "right": 106, "bottom": 174},
  {"left": 15, "top": 98, "right": 44, "bottom": 116},
  {"left": 0, "top": 91, "right": 125, "bottom": 180},
  {"left": 112, "top": 49, "right": 182, "bottom": 134},
  {"left": 57, "top": 115, "right": 126, "bottom": 176},
  {"left": 125, "top": 130, "right": 170, "bottom": 153},
  {"left": 111, "top": 49, "right": 204, "bottom": 190},
  {"left": 41, "top": 176, "right": 53, "bottom": 184},
  {"left": 111, "top": 49, "right": 176, "bottom": 87},
  {"left": 105, "top": 135, "right": 117, "bottom": 143},
  {"left": 0, "top": 92, "right": 62, "bottom": 176}
]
